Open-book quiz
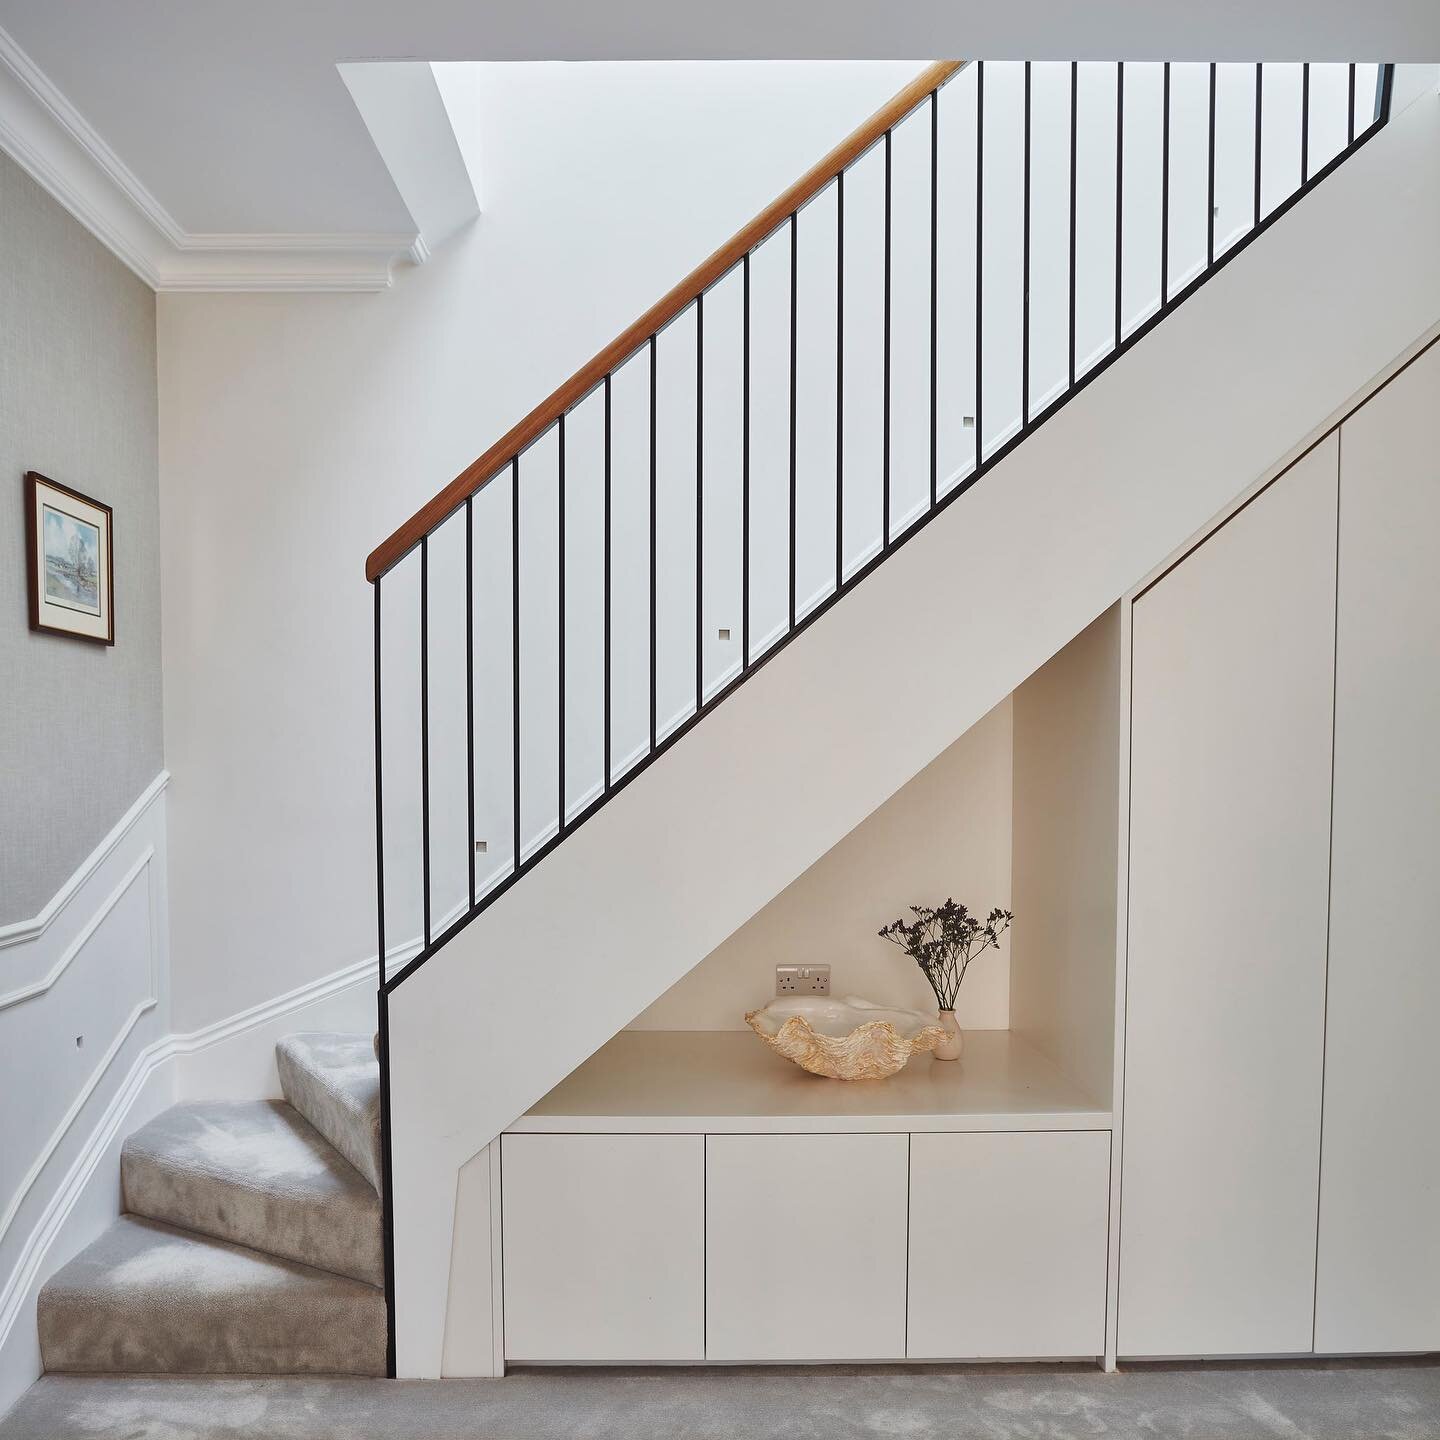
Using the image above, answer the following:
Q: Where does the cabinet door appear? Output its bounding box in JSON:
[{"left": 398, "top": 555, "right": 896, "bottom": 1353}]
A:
[
  {"left": 705, "top": 1134, "right": 908, "bottom": 1361},
  {"left": 908, "top": 1131, "right": 1110, "bottom": 1359},
  {"left": 1315, "top": 342, "right": 1440, "bottom": 1353},
  {"left": 1119, "top": 438, "right": 1337, "bottom": 1357},
  {"left": 501, "top": 1134, "right": 703, "bottom": 1361}
]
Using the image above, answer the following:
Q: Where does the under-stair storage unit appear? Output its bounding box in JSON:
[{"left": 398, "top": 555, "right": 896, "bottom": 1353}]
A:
[
  {"left": 1313, "top": 341, "right": 1440, "bottom": 1355},
  {"left": 501, "top": 1030, "right": 1113, "bottom": 1366},
  {"left": 1118, "top": 438, "right": 1338, "bottom": 1358}
]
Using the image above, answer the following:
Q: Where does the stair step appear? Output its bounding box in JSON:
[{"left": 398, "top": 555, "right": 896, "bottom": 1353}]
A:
[
  {"left": 276, "top": 1033, "right": 382, "bottom": 1193},
  {"left": 38, "top": 1216, "right": 386, "bottom": 1376},
  {"left": 121, "top": 1100, "right": 383, "bottom": 1287}
]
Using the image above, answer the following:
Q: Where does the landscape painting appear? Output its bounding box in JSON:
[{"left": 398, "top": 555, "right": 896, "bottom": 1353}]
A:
[
  {"left": 25, "top": 471, "right": 114, "bottom": 644},
  {"left": 42, "top": 504, "right": 102, "bottom": 614}
]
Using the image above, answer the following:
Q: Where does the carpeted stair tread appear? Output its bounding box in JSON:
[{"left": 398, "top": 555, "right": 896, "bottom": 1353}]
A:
[
  {"left": 122, "top": 1100, "right": 383, "bottom": 1287},
  {"left": 37, "top": 1216, "right": 386, "bottom": 1377},
  {"left": 276, "top": 1034, "right": 381, "bottom": 1193}
]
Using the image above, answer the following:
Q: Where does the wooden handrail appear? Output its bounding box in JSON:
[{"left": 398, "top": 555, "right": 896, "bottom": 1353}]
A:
[{"left": 366, "top": 60, "right": 965, "bottom": 581}]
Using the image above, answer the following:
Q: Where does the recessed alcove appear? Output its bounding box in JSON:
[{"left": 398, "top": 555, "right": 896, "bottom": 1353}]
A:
[{"left": 519, "top": 601, "right": 1123, "bottom": 1129}]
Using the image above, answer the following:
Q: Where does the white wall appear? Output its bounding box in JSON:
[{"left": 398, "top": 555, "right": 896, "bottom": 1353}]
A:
[
  {"left": 1009, "top": 607, "right": 1121, "bottom": 1109},
  {"left": 631, "top": 697, "right": 1013, "bottom": 1031},
  {"left": 157, "top": 61, "right": 925, "bottom": 1035}
]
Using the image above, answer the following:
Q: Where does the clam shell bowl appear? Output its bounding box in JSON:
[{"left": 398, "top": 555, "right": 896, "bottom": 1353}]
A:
[{"left": 744, "top": 994, "right": 947, "bottom": 1080}]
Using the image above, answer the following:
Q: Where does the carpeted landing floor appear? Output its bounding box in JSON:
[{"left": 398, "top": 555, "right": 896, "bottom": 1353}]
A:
[{"left": 2, "top": 1358, "right": 1437, "bottom": 1439}]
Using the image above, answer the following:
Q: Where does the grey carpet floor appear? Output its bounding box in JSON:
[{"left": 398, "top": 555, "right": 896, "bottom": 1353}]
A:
[{"left": 2, "top": 1358, "right": 1437, "bottom": 1439}]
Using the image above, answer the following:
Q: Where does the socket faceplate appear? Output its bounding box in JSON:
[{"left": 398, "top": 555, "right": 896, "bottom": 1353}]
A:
[{"left": 775, "top": 964, "right": 831, "bottom": 997}]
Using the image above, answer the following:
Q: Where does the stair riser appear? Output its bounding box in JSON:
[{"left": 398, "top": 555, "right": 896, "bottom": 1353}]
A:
[{"left": 277, "top": 1037, "right": 382, "bottom": 1193}]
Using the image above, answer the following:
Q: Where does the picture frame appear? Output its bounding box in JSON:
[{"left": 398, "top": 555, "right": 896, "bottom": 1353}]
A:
[{"left": 24, "top": 471, "right": 114, "bottom": 645}]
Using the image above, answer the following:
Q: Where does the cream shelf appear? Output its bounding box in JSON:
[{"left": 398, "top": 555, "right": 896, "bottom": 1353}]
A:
[{"left": 509, "top": 1028, "right": 1111, "bottom": 1135}]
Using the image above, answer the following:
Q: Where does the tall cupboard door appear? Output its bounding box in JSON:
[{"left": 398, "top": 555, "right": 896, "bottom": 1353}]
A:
[
  {"left": 1119, "top": 437, "right": 1338, "bottom": 1357},
  {"left": 1314, "top": 341, "right": 1440, "bottom": 1353}
]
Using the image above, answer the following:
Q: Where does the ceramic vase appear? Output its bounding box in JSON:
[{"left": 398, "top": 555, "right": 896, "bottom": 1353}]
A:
[{"left": 935, "top": 1009, "right": 963, "bottom": 1061}]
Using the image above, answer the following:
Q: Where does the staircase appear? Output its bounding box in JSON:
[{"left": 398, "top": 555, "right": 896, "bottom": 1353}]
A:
[
  {"left": 362, "top": 60, "right": 1440, "bottom": 1377},
  {"left": 37, "top": 1035, "right": 384, "bottom": 1377}
]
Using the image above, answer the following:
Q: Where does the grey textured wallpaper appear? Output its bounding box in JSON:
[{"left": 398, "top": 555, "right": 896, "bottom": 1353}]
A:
[{"left": 0, "top": 150, "right": 162, "bottom": 924}]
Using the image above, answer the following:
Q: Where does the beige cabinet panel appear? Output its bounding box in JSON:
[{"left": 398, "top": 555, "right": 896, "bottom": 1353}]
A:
[
  {"left": 501, "top": 1133, "right": 703, "bottom": 1361},
  {"left": 1316, "top": 341, "right": 1440, "bottom": 1354},
  {"left": 908, "top": 1131, "right": 1110, "bottom": 1359},
  {"left": 1120, "top": 437, "right": 1338, "bottom": 1356},
  {"left": 705, "top": 1133, "right": 908, "bottom": 1361}
]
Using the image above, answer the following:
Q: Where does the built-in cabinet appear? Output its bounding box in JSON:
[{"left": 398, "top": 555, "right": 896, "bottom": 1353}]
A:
[
  {"left": 1119, "top": 338, "right": 1440, "bottom": 1359},
  {"left": 500, "top": 1031, "right": 1113, "bottom": 1366},
  {"left": 503, "top": 1121, "right": 1111, "bottom": 1365}
]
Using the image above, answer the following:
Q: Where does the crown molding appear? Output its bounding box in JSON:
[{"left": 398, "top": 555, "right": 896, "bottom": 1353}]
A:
[{"left": 0, "top": 21, "right": 419, "bottom": 292}]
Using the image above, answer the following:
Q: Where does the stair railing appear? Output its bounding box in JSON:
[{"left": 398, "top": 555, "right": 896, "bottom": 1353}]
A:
[
  {"left": 370, "top": 58, "right": 1392, "bottom": 997},
  {"left": 367, "top": 55, "right": 1393, "bottom": 1375}
]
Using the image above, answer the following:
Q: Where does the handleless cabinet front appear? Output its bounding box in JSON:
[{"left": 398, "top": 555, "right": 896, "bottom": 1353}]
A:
[
  {"left": 1119, "top": 437, "right": 1338, "bottom": 1357},
  {"left": 705, "top": 1133, "right": 909, "bottom": 1361},
  {"left": 501, "top": 1133, "right": 704, "bottom": 1362}
]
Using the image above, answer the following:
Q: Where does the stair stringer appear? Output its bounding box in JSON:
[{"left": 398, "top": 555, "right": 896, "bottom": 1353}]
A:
[{"left": 389, "top": 81, "right": 1440, "bottom": 1378}]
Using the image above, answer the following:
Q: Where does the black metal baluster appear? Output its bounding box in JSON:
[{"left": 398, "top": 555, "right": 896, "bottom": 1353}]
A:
[
  {"left": 1301, "top": 63, "right": 1310, "bottom": 182},
  {"left": 1254, "top": 64, "right": 1264, "bottom": 227},
  {"left": 1207, "top": 64, "right": 1217, "bottom": 267},
  {"left": 512, "top": 459, "right": 520, "bottom": 871},
  {"left": 1160, "top": 62, "right": 1171, "bottom": 305},
  {"left": 975, "top": 62, "right": 984, "bottom": 470},
  {"left": 1115, "top": 62, "right": 1124, "bottom": 348},
  {"left": 603, "top": 374, "right": 612, "bottom": 790},
  {"left": 557, "top": 414, "right": 565, "bottom": 834},
  {"left": 929, "top": 90, "right": 939, "bottom": 506},
  {"left": 788, "top": 212, "right": 797, "bottom": 631},
  {"left": 883, "top": 127, "right": 892, "bottom": 547},
  {"left": 836, "top": 173, "right": 844, "bottom": 588},
  {"left": 649, "top": 336, "right": 658, "bottom": 753},
  {"left": 374, "top": 579, "right": 385, "bottom": 975},
  {"left": 742, "top": 256, "right": 751, "bottom": 668},
  {"left": 1022, "top": 62, "right": 1031, "bottom": 425},
  {"left": 465, "top": 496, "right": 475, "bottom": 910},
  {"left": 695, "top": 293, "right": 704, "bottom": 715},
  {"left": 419, "top": 535, "right": 430, "bottom": 949},
  {"left": 1069, "top": 61, "right": 1078, "bottom": 391},
  {"left": 1347, "top": 63, "right": 1356, "bottom": 144}
]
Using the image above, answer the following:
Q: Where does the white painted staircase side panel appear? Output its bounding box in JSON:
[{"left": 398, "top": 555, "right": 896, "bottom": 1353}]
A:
[{"left": 389, "top": 87, "right": 1440, "bottom": 1377}]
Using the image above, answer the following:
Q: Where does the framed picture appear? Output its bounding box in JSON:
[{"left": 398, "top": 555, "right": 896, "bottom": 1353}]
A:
[{"left": 24, "top": 472, "right": 114, "bottom": 645}]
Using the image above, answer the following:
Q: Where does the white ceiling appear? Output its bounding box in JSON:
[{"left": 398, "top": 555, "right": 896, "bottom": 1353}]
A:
[{"left": 0, "top": 0, "right": 1436, "bottom": 284}]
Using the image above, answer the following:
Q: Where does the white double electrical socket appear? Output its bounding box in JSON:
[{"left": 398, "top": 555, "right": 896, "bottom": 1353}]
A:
[{"left": 775, "top": 964, "right": 831, "bottom": 996}]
